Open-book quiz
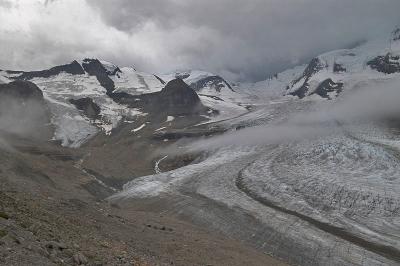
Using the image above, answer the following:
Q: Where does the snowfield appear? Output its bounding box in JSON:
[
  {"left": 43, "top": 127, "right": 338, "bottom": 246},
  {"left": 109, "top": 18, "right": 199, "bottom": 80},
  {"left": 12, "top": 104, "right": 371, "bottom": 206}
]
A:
[{"left": 112, "top": 67, "right": 165, "bottom": 95}]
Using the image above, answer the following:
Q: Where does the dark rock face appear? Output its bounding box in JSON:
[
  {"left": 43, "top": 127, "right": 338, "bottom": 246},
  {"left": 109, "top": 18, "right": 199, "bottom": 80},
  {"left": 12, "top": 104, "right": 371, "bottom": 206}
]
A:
[
  {"left": 15, "top": 61, "right": 85, "bottom": 80},
  {"left": 311, "top": 79, "right": 343, "bottom": 100},
  {"left": 333, "top": 63, "right": 346, "bottom": 73},
  {"left": 5, "top": 70, "right": 22, "bottom": 74},
  {"left": 289, "top": 84, "right": 309, "bottom": 99},
  {"left": 158, "top": 79, "right": 203, "bottom": 109},
  {"left": 112, "top": 79, "right": 207, "bottom": 116},
  {"left": 81, "top": 59, "right": 115, "bottom": 94},
  {"left": 190, "top": 76, "right": 234, "bottom": 92},
  {"left": 0, "top": 80, "right": 44, "bottom": 100},
  {"left": 69, "top": 97, "right": 101, "bottom": 120},
  {"left": 288, "top": 58, "right": 326, "bottom": 98},
  {"left": 302, "top": 58, "right": 325, "bottom": 78},
  {"left": 367, "top": 53, "right": 400, "bottom": 74}
]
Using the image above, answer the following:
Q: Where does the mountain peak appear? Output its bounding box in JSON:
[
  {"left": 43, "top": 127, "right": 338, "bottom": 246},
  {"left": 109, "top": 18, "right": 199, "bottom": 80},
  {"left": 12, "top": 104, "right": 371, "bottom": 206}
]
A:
[
  {"left": 164, "top": 77, "right": 189, "bottom": 87},
  {"left": 161, "top": 78, "right": 199, "bottom": 99}
]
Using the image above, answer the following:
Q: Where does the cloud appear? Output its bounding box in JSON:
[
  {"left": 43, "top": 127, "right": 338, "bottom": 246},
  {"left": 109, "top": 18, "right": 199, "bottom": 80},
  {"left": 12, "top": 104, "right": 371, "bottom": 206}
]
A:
[
  {"left": 0, "top": 0, "right": 400, "bottom": 82},
  {"left": 0, "top": 0, "right": 11, "bottom": 8},
  {"left": 181, "top": 78, "right": 400, "bottom": 152},
  {"left": 0, "top": 94, "right": 51, "bottom": 140}
]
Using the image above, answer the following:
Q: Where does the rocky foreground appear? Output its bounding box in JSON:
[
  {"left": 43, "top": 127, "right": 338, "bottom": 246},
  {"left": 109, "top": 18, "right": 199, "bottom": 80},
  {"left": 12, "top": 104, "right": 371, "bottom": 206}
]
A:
[{"left": 0, "top": 114, "right": 285, "bottom": 265}]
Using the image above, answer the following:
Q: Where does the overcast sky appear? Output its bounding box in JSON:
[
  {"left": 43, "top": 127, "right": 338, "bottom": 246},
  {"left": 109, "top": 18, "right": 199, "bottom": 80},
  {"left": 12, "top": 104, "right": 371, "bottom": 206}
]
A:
[{"left": 0, "top": 0, "right": 399, "bottom": 82}]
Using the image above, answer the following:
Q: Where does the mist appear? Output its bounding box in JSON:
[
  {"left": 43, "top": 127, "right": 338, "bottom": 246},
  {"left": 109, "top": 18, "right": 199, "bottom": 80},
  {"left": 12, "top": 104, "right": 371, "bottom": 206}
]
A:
[
  {"left": 178, "top": 79, "right": 400, "bottom": 152},
  {"left": 0, "top": 95, "right": 53, "bottom": 141}
]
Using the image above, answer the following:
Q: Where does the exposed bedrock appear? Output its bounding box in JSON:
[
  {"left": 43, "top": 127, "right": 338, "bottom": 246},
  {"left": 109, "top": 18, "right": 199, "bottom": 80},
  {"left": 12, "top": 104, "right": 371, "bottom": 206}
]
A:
[
  {"left": 112, "top": 78, "right": 208, "bottom": 116},
  {"left": 367, "top": 53, "right": 400, "bottom": 74},
  {"left": 81, "top": 58, "right": 115, "bottom": 94},
  {"left": 288, "top": 58, "right": 326, "bottom": 98},
  {"left": 311, "top": 78, "right": 343, "bottom": 99},
  {"left": 69, "top": 97, "right": 101, "bottom": 120},
  {"left": 190, "top": 75, "right": 234, "bottom": 92},
  {"left": 13, "top": 60, "right": 85, "bottom": 80}
]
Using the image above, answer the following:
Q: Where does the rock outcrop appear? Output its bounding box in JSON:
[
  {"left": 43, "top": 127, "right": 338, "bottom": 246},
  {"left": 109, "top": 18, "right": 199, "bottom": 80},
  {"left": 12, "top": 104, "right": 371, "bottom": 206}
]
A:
[
  {"left": 288, "top": 58, "right": 326, "bottom": 98},
  {"left": 69, "top": 97, "right": 101, "bottom": 120},
  {"left": 367, "top": 53, "right": 400, "bottom": 74},
  {"left": 81, "top": 59, "right": 115, "bottom": 94},
  {"left": 311, "top": 79, "right": 343, "bottom": 100},
  {"left": 113, "top": 79, "right": 207, "bottom": 116},
  {"left": 190, "top": 75, "right": 234, "bottom": 92},
  {"left": 15, "top": 61, "right": 85, "bottom": 80}
]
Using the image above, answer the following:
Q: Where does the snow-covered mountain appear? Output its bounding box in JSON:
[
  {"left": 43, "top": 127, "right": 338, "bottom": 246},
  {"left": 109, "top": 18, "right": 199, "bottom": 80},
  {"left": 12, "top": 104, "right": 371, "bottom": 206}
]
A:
[
  {"left": 0, "top": 59, "right": 248, "bottom": 147},
  {"left": 246, "top": 27, "right": 400, "bottom": 102},
  {"left": 159, "top": 70, "right": 249, "bottom": 123},
  {"left": 228, "top": 28, "right": 400, "bottom": 113}
]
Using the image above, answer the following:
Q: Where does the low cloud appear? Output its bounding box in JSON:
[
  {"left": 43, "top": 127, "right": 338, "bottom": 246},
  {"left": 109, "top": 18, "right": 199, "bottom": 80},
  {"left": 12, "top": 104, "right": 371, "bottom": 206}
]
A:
[
  {"left": 181, "top": 79, "right": 400, "bottom": 151},
  {"left": 0, "top": 95, "right": 52, "bottom": 140}
]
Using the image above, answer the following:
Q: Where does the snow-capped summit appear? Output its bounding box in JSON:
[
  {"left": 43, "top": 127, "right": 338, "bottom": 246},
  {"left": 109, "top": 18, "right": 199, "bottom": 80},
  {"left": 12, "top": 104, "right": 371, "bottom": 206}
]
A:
[
  {"left": 276, "top": 27, "right": 400, "bottom": 100},
  {"left": 160, "top": 69, "right": 244, "bottom": 104},
  {"left": 99, "top": 60, "right": 122, "bottom": 76},
  {"left": 162, "top": 70, "right": 249, "bottom": 122},
  {"left": 161, "top": 70, "right": 234, "bottom": 93}
]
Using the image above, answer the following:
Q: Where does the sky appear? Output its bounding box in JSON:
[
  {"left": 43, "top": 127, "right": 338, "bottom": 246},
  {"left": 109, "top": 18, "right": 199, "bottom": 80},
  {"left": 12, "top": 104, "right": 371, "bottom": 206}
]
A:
[{"left": 0, "top": 0, "right": 399, "bottom": 82}]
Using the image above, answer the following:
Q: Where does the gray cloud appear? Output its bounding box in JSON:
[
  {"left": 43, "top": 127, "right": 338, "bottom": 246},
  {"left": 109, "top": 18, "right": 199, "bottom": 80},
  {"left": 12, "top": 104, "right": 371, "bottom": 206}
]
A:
[
  {"left": 0, "top": 0, "right": 11, "bottom": 8},
  {"left": 88, "top": 0, "right": 400, "bottom": 81},
  {"left": 1, "top": 0, "right": 400, "bottom": 82}
]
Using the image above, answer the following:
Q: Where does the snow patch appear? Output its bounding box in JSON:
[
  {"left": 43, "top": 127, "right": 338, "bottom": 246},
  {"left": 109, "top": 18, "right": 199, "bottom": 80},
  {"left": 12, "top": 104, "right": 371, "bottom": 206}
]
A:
[{"left": 131, "top": 123, "right": 146, "bottom": 133}]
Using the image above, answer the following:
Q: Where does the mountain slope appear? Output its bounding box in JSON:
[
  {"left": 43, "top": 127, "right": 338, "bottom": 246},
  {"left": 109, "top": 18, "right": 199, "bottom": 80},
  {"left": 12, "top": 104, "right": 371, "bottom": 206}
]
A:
[
  {"left": 277, "top": 28, "right": 400, "bottom": 101},
  {"left": 0, "top": 60, "right": 248, "bottom": 147}
]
